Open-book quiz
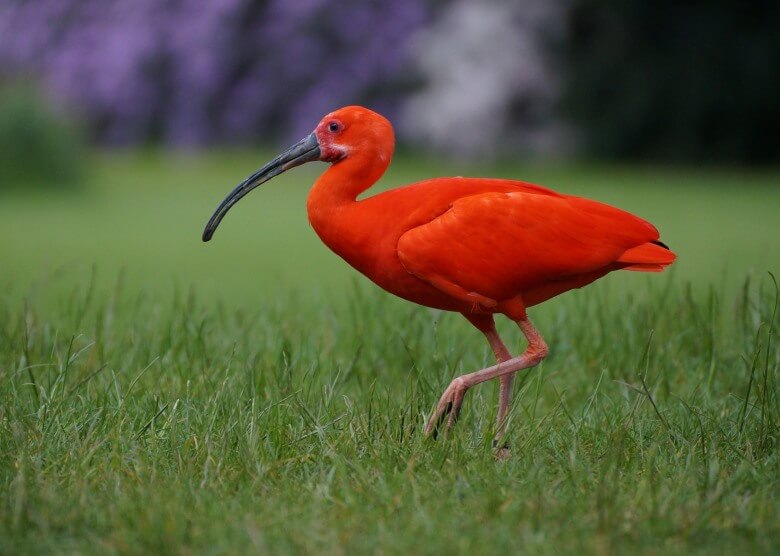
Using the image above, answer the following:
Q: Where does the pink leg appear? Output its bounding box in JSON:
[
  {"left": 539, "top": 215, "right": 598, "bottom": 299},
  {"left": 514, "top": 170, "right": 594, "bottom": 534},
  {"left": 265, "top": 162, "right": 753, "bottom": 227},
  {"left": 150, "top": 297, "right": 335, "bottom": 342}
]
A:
[
  {"left": 425, "top": 317, "right": 548, "bottom": 438},
  {"left": 466, "top": 315, "right": 515, "bottom": 442},
  {"left": 491, "top": 335, "right": 514, "bottom": 444}
]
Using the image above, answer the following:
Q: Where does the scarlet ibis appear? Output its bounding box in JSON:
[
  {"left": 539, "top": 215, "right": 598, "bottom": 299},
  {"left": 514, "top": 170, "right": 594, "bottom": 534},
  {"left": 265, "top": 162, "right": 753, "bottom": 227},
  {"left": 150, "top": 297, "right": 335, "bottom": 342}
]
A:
[{"left": 203, "top": 106, "right": 675, "bottom": 450}]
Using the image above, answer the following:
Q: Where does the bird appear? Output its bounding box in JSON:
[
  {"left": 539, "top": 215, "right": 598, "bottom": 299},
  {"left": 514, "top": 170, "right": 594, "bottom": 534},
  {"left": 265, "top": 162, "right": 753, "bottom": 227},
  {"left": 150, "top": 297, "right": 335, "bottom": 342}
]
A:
[{"left": 202, "top": 106, "right": 676, "bottom": 452}]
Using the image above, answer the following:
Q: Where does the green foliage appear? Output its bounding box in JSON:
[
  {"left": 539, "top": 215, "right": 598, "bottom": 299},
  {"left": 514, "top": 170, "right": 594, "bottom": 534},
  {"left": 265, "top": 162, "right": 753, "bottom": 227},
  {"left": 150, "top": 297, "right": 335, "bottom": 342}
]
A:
[
  {"left": 0, "top": 277, "right": 778, "bottom": 553},
  {"left": 0, "top": 82, "right": 85, "bottom": 190},
  {"left": 562, "top": 1, "right": 780, "bottom": 163}
]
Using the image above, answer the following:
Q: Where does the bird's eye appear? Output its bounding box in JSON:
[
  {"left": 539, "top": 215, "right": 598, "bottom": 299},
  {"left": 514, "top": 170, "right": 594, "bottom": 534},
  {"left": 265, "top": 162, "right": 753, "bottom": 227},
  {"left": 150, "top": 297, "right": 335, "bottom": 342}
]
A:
[{"left": 328, "top": 121, "right": 341, "bottom": 132}]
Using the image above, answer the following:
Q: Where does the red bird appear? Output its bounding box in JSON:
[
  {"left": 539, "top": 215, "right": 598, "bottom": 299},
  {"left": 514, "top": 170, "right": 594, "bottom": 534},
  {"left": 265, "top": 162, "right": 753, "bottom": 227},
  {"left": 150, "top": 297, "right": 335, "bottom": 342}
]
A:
[{"left": 203, "top": 106, "right": 675, "bottom": 450}]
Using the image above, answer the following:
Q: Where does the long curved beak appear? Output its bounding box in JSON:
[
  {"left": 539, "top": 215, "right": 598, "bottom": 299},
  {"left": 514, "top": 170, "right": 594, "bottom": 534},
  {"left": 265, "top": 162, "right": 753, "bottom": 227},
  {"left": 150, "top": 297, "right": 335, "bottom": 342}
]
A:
[{"left": 202, "top": 133, "right": 321, "bottom": 242}]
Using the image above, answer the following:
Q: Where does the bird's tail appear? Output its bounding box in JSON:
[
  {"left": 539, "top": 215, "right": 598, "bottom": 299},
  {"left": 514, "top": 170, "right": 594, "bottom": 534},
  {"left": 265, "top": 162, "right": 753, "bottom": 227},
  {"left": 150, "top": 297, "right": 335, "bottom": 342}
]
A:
[{"left": 617, "top": 240, "right": 676, "bottom": 272}]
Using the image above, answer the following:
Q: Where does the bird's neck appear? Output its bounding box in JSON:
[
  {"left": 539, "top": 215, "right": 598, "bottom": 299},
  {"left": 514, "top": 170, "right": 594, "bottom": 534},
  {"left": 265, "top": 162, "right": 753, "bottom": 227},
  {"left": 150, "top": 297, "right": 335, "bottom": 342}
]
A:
[
  {"left": 306, "top": 152, "right": 390, "bottom": 263},
  {"left": 307, "top": 152, "right": 388, "bottom": 219}
]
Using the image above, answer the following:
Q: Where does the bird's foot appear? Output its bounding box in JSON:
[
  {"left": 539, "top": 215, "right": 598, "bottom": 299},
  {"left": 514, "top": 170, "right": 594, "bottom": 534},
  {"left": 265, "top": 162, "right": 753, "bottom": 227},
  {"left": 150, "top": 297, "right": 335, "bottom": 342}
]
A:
[
  {"left": 492, "top": 439, "right": 511, "bottom": 460},
  {"left": 425, "top": 376, "right": 470, "bottom": 438}
]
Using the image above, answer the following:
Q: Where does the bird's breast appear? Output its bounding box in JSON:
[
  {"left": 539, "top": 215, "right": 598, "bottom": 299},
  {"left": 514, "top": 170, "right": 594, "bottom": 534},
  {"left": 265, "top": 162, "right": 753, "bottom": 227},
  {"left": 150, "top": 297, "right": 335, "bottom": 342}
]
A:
[
  {"left": 307, "top": 201, "right": 465, "bottom": 311},
  {"left": 308, "top": 202, "right": 400, "bottom": 280}
]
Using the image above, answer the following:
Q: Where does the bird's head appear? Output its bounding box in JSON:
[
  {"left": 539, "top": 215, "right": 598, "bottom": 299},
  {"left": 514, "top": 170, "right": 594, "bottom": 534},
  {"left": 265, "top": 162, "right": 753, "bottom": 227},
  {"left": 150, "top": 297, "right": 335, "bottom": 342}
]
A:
[{"left": 202, "top": 106, "right": 394, "bottom": 242}]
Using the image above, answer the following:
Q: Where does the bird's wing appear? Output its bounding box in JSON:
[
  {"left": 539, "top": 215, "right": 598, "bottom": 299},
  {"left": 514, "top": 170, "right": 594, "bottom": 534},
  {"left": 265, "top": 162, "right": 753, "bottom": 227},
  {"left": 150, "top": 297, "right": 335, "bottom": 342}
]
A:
[{"left": 397, "top": 191, "right": 664, "bottom": 305}]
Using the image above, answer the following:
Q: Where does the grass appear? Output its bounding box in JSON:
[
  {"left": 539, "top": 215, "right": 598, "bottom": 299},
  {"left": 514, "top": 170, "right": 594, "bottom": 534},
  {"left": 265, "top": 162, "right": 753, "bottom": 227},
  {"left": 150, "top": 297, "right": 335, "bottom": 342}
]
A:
[
  {"left": 1, "top": 152, "right": 779, "bottom": 553},
  {"left": 1, "top": 277, "right": 778, "bottom": 554}
]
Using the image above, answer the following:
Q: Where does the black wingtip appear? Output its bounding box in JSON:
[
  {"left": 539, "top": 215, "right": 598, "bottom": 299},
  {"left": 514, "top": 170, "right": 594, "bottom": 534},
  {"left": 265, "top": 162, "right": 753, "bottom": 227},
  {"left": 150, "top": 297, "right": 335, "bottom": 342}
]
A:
[{"left": 652, "top": 239, "right": 670, "bottom": 250}]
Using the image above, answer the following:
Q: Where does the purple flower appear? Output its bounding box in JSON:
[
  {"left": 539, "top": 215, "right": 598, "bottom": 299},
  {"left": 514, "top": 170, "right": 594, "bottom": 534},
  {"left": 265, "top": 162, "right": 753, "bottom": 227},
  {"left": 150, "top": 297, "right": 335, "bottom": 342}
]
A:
[{"left": 0, "top": 0, "right": 434, "bottom": 145}]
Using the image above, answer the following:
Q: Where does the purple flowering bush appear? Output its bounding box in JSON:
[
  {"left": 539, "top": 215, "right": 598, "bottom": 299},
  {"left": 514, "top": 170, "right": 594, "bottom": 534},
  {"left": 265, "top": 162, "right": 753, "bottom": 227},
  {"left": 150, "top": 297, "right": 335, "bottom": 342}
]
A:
[{"left": 0, "top": 0, "right": 430, "bottom": 145}]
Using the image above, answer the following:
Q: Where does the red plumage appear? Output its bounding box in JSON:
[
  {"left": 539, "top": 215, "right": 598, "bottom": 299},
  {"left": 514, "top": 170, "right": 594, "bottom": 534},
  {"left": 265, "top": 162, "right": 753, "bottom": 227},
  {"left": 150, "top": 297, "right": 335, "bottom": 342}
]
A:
[{"left": 204, "top": 106, "right": 676, "bottom": 449}]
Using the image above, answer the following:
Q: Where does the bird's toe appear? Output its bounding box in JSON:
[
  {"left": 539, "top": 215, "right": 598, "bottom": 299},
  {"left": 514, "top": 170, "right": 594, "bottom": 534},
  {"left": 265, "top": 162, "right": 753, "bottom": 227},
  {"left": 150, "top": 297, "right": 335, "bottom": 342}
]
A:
[
  {"left": 425, "top": 377, "right": 470, "bottom": 438},
  {"left": 492, "top": 439, "right": 511, "bottom": 460}
]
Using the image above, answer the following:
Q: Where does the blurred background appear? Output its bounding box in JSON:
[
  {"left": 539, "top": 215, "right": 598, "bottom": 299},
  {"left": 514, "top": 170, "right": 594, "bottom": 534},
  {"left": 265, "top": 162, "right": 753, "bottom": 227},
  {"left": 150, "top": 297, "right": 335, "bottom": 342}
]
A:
[{"left": 1, "top": 0, "right": 778, "bottom": 308}]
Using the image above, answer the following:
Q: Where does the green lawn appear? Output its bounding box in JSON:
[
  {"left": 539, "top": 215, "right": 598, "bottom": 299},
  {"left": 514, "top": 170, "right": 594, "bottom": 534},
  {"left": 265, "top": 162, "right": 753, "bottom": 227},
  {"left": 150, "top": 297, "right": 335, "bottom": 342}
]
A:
[
  {"left": 1, "top": 152, "right": 779, "bottom": 554},
  {"left": 1, "top": 151, "right": 779, "bottom": 306}
]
